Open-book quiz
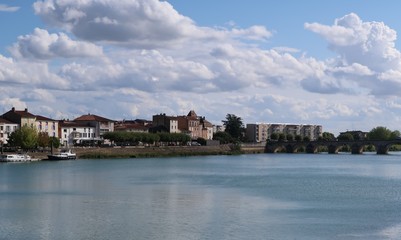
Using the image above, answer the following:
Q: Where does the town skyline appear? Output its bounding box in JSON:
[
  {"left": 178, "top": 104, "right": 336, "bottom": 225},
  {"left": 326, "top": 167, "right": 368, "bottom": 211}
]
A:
[{"left": 2, "top": 1, "right": 401, "bottom": 135}]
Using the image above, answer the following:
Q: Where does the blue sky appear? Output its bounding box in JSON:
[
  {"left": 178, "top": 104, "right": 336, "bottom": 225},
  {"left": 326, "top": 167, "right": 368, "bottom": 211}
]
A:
[{"left": 2, "top": 0, "right": 401, "bottom": 135}]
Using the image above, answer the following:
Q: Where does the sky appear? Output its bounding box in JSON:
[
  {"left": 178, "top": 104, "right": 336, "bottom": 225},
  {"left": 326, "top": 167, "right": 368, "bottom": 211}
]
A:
[{"left": 2, "top": 1, "right": 401, "bottom": 135}]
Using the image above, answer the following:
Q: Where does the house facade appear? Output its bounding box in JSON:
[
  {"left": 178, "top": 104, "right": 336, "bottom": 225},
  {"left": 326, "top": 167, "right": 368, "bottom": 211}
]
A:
[
  {"left": 2, "top": 107, "right": 36, "bottom": 128},
  {"left": 152, "top": 114, "right": 179, "bottom": 133},
  {"left": 59, "top": 120, "right": 97, "bottom": 147},
  {"left": 36, "top": 115, "right": 59, "bottom": 138},
  {"left": 0, "top": 118, "right": 18, "bottom": 144},
  {"left": 74, "top": 114, "right": 115, "bottom": 139},
  {"left": 152, "top": 110, "right": 214, "bottom": 140}
]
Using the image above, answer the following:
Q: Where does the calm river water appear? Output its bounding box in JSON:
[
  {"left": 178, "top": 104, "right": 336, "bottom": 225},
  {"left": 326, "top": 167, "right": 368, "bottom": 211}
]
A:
[{"left": 1, "top": 153, "right": 401, "bottom": 240}]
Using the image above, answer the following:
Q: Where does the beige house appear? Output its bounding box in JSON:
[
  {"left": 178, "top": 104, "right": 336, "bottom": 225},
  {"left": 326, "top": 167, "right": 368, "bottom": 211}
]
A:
[
  {"left": 36, "top": 115, "right": 59, "bottom": 138},
  {"left": 152, "top": 110, "right": 214, "bottom": 140},
  {"left": 74, "top": 114, "right": 115, "bottom": 138},
  {"left": 2, "top": 107, "right": 36, "bottom": 128}
]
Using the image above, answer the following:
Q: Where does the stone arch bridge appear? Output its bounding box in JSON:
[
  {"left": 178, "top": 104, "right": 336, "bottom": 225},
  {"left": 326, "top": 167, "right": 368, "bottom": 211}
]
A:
[{"left": 265, "top": 139, "right": 401, "bottom": 154}]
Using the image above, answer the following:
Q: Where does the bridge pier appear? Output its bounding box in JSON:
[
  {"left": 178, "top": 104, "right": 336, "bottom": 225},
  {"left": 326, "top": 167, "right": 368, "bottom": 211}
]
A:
[
  {"left": 306, "top": 143, "right": 318, "bottom": 154},
  {"left": 351, "top": 144, "right": 363, "bottom": 154},
  {"left": 376, "top": 145, "right": 389, "bottom": 155},
  {"left": 328, "top": 145, "right": 338, "bottom": 154}
]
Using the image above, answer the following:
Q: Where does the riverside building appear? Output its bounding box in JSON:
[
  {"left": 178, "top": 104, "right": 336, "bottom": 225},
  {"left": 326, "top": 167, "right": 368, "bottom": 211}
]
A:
[{"left": 246, "top": 123, "right": 322, "bottom": 142}]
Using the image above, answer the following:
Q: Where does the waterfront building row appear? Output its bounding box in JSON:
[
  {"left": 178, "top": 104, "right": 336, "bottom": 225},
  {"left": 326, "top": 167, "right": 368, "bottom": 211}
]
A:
[
  {"left": 0, "top": 108, "right": 214, "bottom": 146},
  {"left": 246, "top": 123, "right": 323, "bottom": 142}
]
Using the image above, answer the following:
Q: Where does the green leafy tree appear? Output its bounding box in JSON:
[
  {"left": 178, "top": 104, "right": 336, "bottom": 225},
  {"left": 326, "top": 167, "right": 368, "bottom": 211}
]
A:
[
  {"left": 50, "top": 137, "right": 60, "bottom": 149},
  {"left": 223, "top": 114, "right": 245, "bottom": 141},
  {"left": 213, "top": 131, "right": 233, "bottom": 144},
  {"left": 8, "top": 125, "right": 38, "bottom": 150},
  {"left": 286, "top": 134, "right": 294, "bottom": 141},
  {"left": 38, "top": 132, "right": 50, "bottom": 148},
  {"left": 278, "top": 133, "right": 286, "bottom": 141},
  {"left": 321, "top": 132, "right": 336, "bottom": 141},
  {"left": 270, "top": 133, "right": 279, "bottom": 141},
  {"left": 337, "top": 132, "right": 354, "bottom": 141},
  {"left": 367, "top": 126, "right": 393, "bottom": 140},
  {"left": 390, "top": 130, "right": 401, "bottom": 140},
  {"left": 295, "top": 135, "right": 303, "bottom": 141}
]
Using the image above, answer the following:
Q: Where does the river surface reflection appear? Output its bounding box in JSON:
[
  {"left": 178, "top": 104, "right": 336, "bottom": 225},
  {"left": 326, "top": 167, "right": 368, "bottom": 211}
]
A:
[{"left": 1, "top": 153, "right": 401, "bottom": 239}]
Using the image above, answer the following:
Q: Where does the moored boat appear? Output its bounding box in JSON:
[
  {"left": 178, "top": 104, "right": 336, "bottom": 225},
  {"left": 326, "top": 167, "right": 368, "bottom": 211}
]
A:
[
  {"left": 0, "top": 154, "right": 32, "bottom": 162},
  {"left": 47, "top": 149, "right": 76, "bottom": 160}
]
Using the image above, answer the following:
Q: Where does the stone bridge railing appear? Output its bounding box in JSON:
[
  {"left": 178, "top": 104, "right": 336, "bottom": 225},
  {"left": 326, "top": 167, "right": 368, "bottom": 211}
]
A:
[{"left": 265, "top": 139, "right": 401, "bottom": 154}]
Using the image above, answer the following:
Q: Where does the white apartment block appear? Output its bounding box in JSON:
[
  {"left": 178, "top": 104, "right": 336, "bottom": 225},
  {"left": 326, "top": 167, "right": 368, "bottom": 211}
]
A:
[
  {"left": 246, "top": 123, "right": 323, "bottom": 142},
  {"left": 60, "top": 121, "right": 97, "bottom": 147}
]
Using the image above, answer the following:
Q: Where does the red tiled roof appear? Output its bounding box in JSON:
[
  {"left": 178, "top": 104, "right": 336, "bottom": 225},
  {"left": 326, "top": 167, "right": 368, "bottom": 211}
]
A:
[{"left": 74, "top": 114, "right": 114, "bottom": 122}]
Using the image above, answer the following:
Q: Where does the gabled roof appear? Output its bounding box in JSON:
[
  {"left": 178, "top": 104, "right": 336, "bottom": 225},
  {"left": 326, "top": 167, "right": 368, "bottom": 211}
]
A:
[
  {"left": 59, "top": 121, "right": 93, "bottom": 128},
  {"left": 0, "top": 117, "right": 16, "bottom": 124},
  {"left": 4, "top": 108, "right": 36, "bottom": 118},
  {"left": 36, "top": 115, "right": 56, "bottom": 121},
  {"left": 186, "top": 110, "right": 198, "bottom": 120},
  {"left": 74, "top": 114, "right": 114, "bottom": 122}
]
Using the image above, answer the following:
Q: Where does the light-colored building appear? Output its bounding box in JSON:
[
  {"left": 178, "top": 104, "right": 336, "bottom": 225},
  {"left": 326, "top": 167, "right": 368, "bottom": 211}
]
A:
[
  {"left": 36, "top": 115, "right": 59, "bottom": 138},
  {"left": 74, "top": 114, "right": 115, "bottom": 138},
  {"left": 2, "top": 107, "right": 36, "bottom": 128},
  {"left": 152, "top": 114, "right": 179, "bottom": 133},
  {"left": 152, "top": 110, "right": 214, "bottom": 140},
  {"left": 59, "top": 120, "right": 97, "bottom": 147},
  {"left": 0, "top": 117, "right": 18, "bottom": 144},
  {"left": 246, "top": 123, "right": 323, "bottom": 142}
]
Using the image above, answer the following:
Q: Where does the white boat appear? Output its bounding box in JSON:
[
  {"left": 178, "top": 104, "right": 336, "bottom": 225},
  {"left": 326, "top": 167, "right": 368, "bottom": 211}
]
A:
[
  {"left": 0, "top": 154, "right": 32, "bottom": 162},
  {"left": 47, "top": 149, "right": 76, "bottom": 160}
]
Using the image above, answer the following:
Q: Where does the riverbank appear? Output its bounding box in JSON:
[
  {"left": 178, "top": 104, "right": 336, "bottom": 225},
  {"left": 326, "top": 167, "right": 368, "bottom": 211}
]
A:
[{"left": 15, "top": 144, "right": 265, "bottom": 160}]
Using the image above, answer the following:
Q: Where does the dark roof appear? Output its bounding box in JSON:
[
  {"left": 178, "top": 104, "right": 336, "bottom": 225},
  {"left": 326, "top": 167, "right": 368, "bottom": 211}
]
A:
[
  {"left": 115, "top": 123, "right": 149, "bottom": 131},
  {"left": 59, "top": 121, "right": 92, "bottom": 128},
  {"left": 36, "top": 115, "right": 56, "bottom": 121},
  {"left": 0, "top": 117, "right": 15, "bottom": 124},
  {"left": 186, "top": 110, "right": 198, "bottom": 120},
  {"left": 4, "top": 108, "right": 36, "bottom": 118},
  {"left": 74, "top": 114, "right": 114, "bottom": 122}
]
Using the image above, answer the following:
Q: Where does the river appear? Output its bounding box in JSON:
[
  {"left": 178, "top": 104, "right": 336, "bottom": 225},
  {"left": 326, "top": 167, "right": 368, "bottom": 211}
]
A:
[{"left": 1, "top": 153, "right": 401, "bottom": 239}]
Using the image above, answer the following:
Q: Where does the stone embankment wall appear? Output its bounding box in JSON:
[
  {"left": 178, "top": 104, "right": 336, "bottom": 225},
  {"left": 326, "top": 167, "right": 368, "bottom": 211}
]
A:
[{"left": 26, "top": 145, "right": 234, "bottom": 160}]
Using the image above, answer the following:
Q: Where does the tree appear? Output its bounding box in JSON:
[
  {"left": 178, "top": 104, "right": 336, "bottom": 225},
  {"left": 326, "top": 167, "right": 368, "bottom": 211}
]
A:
[
  {"left": 295, "top": 135, "right": 303, "bottom": 141},
  {"left": 390, "top": 130, "right": 401, "bottom": 140},
  {"left": 8, "top": 125, "right": 38, "bottom": 150},
  {"left": 321, "top": 132, "right": 335, "bottom": 141},
  {"left": 223, "top": 114, "right": 245, "bottom": 141},
  {"left": 213, "top": 131, "right": 233, "bottom": 144},
  {"left": 337, "top": 132, "right": 354, "bottom": 141},
  {"left": 50, "top": 137, "right": 60, "bottom": 149},
  {"left": 367, "top": 126, "right": 393, "bottom": 140},
  {"left": 270, "top": 133, "right": 279, "bottom": 141},
  {"left": 38, "top": 132, "right": 50, "bottom": 148},
  {"left": 286, "top": 134, "right": 294, "bottom": 141}
]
